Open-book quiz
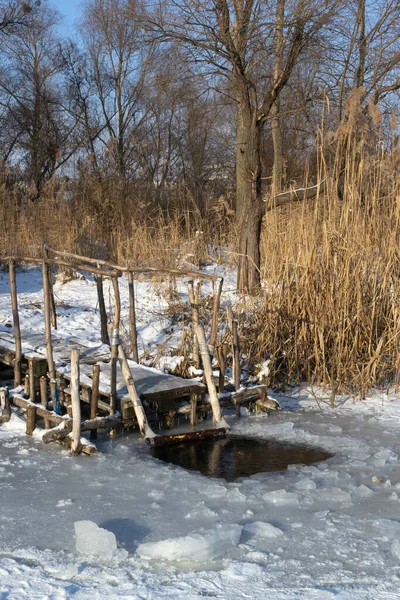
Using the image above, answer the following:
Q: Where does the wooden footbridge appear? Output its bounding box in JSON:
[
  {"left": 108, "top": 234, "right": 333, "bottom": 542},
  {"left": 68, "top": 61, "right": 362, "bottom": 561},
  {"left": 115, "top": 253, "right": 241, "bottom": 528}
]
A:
[{"left": 0, "top": 245, "right": 270, "bottom": 455}]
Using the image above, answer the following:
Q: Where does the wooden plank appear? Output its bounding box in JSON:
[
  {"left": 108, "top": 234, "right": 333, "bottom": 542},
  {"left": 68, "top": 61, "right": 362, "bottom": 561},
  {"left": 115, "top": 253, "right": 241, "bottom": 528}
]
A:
[{"left": 150, "top": 427, "right": 226, "bottom": 446}]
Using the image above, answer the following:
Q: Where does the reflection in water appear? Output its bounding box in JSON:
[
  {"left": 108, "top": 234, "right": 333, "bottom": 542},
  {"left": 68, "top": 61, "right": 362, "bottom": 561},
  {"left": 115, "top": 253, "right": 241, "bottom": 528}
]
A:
[{"left": 151, "top": 436, "right": 332, "bottom": 482}]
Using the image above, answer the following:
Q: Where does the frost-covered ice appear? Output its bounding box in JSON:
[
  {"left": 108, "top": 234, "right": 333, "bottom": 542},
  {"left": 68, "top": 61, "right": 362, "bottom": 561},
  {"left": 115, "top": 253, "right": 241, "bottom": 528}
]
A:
[
  {"left": 243, "top": 521, "right": 284, "bottom": 538},
  {"left": 136, "top": 524, "right": 242, "bottom": 561},
  {"left": 74, "top": 520, "right": 128, "bottom": 560},
  {"left": 2, "top": 269, "right": 400, "bottom": 598}
]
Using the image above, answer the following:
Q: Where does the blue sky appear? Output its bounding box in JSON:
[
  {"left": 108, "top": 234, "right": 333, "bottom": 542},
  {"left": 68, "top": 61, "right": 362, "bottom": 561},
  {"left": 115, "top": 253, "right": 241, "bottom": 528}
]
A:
[{"left": 49, "top": 0, "right": 83, "bottom": 32}]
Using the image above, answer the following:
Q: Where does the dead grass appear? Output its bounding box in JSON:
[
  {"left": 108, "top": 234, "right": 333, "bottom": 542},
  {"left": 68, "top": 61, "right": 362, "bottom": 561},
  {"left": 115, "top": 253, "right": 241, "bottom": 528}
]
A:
[{"left": 1, "top": 96, "right": 400, "bottom": 397}]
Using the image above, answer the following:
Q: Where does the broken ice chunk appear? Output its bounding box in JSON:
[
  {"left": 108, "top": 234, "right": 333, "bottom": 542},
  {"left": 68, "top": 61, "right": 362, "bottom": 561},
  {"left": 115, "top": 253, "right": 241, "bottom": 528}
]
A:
[
  {"left": 262, "top": 489, "right": 299, "bottom": 506},
  {"left": 74, "top": 520, "right": 128, "bottom": 560},
  {"left": 136, "top": 524, "right": 243, "bottom": 561},
  {"left": 243, "top": 521, "right": 284, "bottom": 538}
]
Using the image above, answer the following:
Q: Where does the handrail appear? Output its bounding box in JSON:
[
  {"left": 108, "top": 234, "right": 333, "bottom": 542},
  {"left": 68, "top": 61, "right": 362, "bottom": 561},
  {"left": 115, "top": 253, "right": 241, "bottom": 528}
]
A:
[{"left": 43, "top": 243, "right": 220, "bottom": 282}]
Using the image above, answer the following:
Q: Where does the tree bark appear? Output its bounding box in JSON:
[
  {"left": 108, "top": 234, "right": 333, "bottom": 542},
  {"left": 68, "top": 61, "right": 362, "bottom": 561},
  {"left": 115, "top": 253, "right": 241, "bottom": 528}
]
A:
[{"left": 271, "top": 0, "right": 285, "bottom": 193}]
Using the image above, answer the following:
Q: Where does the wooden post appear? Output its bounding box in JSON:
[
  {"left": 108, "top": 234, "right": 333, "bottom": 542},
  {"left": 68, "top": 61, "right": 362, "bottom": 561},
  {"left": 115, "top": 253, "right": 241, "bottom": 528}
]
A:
[
  {"left": 0, "top": 387, "right": 11, "bottom": 423},
  {"left": 70, "top": 348, "right": 81, "bottom": 455},
  {"left": 26, "top": 404, "right": 37, "bottom": 435},
  {"left": 24, "top": 374, "right": 29, "bottom": 396},
  {"left": 217, "top": 342, "right": 229, "bottom": 393},
  {"left": 188, "top": 281, "right": 223, "bottom": 424},
  {"left": 9, "top": 259, "right": 22, "bottom": 386},
  {"left": 189, "top": 282, "right": 201, "bottom": 368},
  {"left": 232, "top": 320, "right": 241, "bottom": 392},
  {"left": 209, "top": 278, "right": 223, "bottom": 354},
  {"left": 43, "top": 243, "right": 57, "bottom": 329},
  {"left": 90, "top": 364, "right": 100, "bottom": 440},
  {"left": 40, "top": 376, "right": 50, "bottom": 429},
  {"left": 28, "top": 359, "right": 36, "bottom": 401},
  {"left": 110, "top": 276, "right": 121, "bottom": 418},
  {"left": 118, "top": 343, "right": 156, "bottom": 440},
  {"left": 96, "top": 275, "right": 110, "bottom": 346},
  {"left": 190, "top": 390, "right": 197, "bottom": 426},
  {"left": 128, "top": 271, "right": 139, "bottom": 362},
  {"left": 42, "top": 261, "right": 57, "bottom": 411}
]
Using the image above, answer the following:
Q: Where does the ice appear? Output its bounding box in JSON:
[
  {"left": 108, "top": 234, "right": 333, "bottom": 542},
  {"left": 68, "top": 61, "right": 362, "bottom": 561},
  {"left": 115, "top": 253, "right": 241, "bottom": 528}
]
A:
[
  {"left": 136, "top": 524, "right": 243, "bottom": 561},
  {"left": 263, "top": 490, "right": 299, "bottom": 505},
  {"left": 374, "top": 449, "right": 398, "bottom": 462},
  {"left": 74, "top": 520, "right": 128, "bottom": 560},
  {"left": 392, "top": 539, "right": 400, "bottom": 559},
  {"left": 294, "top": 478, "right": 317, "bottom": 490},
  {"left": 353, "top": 484, "right": 374, "bottom": 498},
  {"left": 243, "top": 521, "right": 284, "bottom": 538}
]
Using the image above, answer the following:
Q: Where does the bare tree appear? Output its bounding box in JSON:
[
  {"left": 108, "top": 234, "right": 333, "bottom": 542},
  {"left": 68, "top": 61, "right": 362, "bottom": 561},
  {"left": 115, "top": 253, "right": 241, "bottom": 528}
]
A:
[
  {"left": 0, "top": 4, "right": 81, "bottom": 196},
  {"left": 145, "top": 0, "right": 342, "bottom": 292}
]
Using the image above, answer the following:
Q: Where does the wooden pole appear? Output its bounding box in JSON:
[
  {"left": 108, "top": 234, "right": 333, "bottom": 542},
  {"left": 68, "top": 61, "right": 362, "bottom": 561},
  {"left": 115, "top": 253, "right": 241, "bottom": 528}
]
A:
[
  {"left": 209, "top": 278, "right": 223, "bottom": 354},
  {"left": 26, "top": 404, "right": 37, "bottom": 435},
  {"left": 90, "top": 364, "right": 100, "bottom": 440},
  {"left": 110, "top": 276, "right": 121, "bottom": 417},
  {"left": 217, "top": 342, "right": 229, "bottom": 393},
  {"left": 128, "top": 271, "right": 139, "bottom": 362},
  {"left": 188, "top": 281, "right": 223, "bottom": 424},
  {"left": 28, "top": 359, "right": 36, "bottom": 401},
  {"left": 232, "top": 320, "right": 241, "bottom": 392},
  {"left": 70, "top": 348, "right": 81, "bottom": 455},
  {"left": 43, "top": 244, "right": 57, "bottom": 330},
  {"left": 189, "top": 282, "right": 200, "bottom": 368},
  {"left": 0, "top": 387, "right": 11, "bottom": 423},
  {"left": 9, "top": 259, "right": 22, "bottom": 386},
  {"left": 118, "top": 343, "right": 156, "bottom": 440},
  {"left": 190, "top": 390, "right": 197, "bottom": 426},
  {"left": 42, "top": 261, "right": 57, "bottom": 410},
  {"left": 95, "top": 275, "right": 110, "bottom": 346},
  {"left": 40, "top": 376, "right": 50, "bottom": 429}
]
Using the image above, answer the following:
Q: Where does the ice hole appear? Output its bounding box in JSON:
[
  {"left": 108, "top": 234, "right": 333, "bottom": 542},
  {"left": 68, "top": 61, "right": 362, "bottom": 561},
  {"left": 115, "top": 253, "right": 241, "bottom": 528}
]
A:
[{"left": 150, "top": 436, "right": 332, "bottom": 482}]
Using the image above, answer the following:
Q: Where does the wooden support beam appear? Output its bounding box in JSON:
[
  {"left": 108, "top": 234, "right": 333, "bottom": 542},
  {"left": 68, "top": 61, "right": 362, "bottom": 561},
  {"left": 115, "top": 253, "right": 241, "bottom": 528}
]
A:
[
  {"left": 210, "top": 278, "right": 223, "bottom": 353},
  {"left": 128, "top": 271, "right": 139, "bottom": 362},
  {"left": 26, "top": 404, "right": 37, "bottom": 435},
  {"left": 70, "top": 348, "right": 81, "bottom": 455},
  {"left": 176, "top": 386, "right": 270, "bottom": 416},
  {"left": 43, "top": 244, "right": 57, "bottom": 330},
  {"left": 11, "top": 394, "right": 65, "bottom": 424},
  {"left": 217, "top": 342, "right": 229, "bottom": 393},
  {"left": 40, "top": 376, "right": 50, "bottom": 429},
  {"left": 28, "top": 359, "right": 36, "bottom": 402},
  {"left": 118, "top": 343, "right": 156, "bottom": 441},
  {"left": 90, "top": 364, "right": 100, "bottom": 440},
  {"left": 190, "top": 390, "right": 197, "bottom": 426},
  {"left": 110, "top": 276, "right": 120, "bottom": 418},
  {"left": 42, "top": 261, "right": 57, "bottom": 411},
  {"left": 188, "top": 281, "right": 223, "bottom": 425},
  {"left": 151, "top": 427, "right": 226, "bottom": 446},
  {"left": 0, "top": 387, "right": 11, "bottom": 423},
  {"left": 95, "top": 276, "right": 110, "bottom": 346},
  {"left": 232, "top": 320, "right": 241, "bottom": 393},
  {"left": 9, "top": 259, "right": 22, "bottom": 386}
]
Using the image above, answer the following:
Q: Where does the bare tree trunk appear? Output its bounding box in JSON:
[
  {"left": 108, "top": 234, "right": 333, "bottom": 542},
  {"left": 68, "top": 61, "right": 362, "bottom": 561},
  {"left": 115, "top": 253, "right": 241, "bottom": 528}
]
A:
[
  {"left": 355, "top": 0, "right": 366, "bottom": 88},
  {"left": 271, "top": 0, "right": 285, "bottom": 193},
  {"left": 236, "top": 115, "right": 263, "bottom": 292}
]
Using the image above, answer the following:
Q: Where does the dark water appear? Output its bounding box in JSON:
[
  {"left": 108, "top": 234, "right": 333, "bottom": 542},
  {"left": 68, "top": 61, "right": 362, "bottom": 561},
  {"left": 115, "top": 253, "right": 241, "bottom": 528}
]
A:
[{"left": 151, "top": 436, "right": 332, "bottom": 482}]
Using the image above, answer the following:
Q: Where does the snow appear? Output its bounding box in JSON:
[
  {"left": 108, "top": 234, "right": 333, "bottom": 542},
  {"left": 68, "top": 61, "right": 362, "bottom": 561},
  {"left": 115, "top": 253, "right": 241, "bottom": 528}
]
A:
[
  {"left": 136, "top": 524, "right": 243, "bottom": 561},
  {"left": 74, "top": 520, "right": 128, "bottom": 560},
  {"left": 2, "top": 268, "right": 400, "bottom": 598}
]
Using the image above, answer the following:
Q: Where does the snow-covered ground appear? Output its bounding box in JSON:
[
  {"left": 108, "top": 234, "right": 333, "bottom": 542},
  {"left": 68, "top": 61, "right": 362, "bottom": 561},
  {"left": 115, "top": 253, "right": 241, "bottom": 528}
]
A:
[{"left": 1, "top": 268, "right": 400, "bottom": 599}]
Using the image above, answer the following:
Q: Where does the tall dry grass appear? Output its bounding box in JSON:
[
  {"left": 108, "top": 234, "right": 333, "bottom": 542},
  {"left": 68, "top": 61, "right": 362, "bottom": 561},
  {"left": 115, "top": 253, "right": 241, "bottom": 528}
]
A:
[
  {"left": 1, "top": 91, "right": 399, "bottom": 398},
  {"left": 247, "top": 94, "right": 400, "bottom": 399}
]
